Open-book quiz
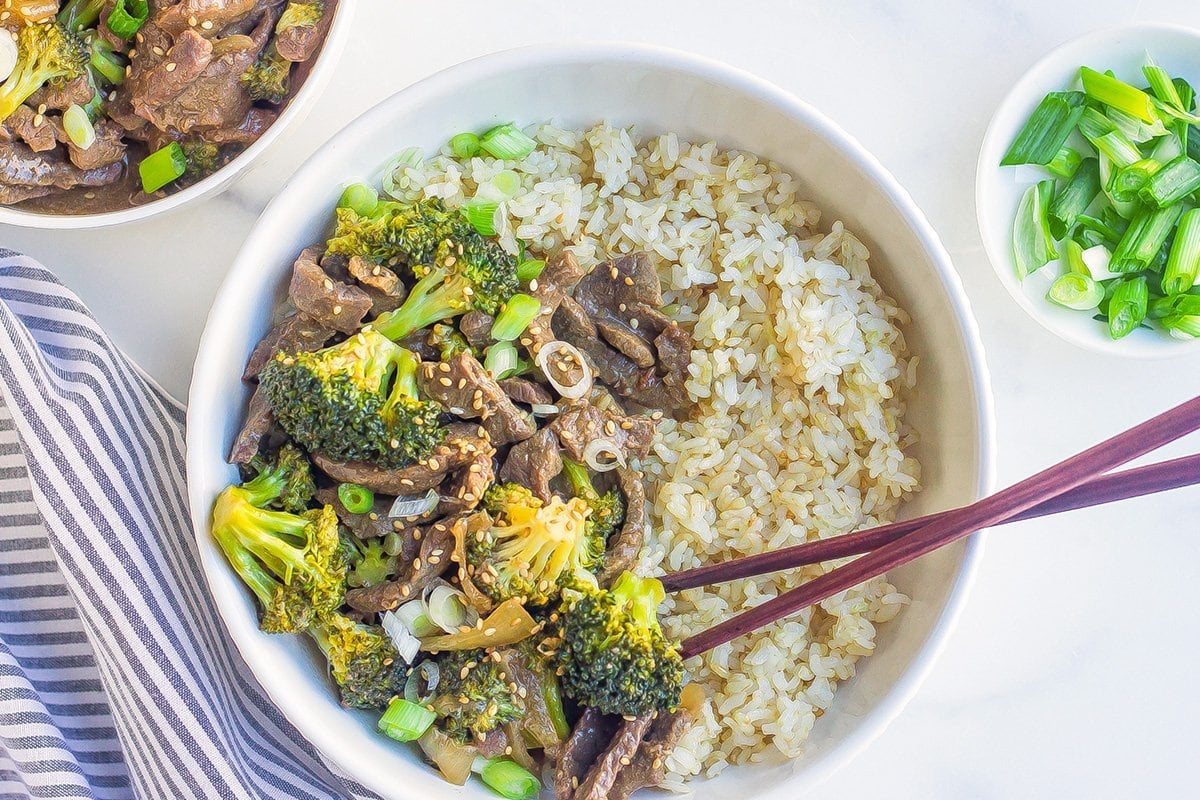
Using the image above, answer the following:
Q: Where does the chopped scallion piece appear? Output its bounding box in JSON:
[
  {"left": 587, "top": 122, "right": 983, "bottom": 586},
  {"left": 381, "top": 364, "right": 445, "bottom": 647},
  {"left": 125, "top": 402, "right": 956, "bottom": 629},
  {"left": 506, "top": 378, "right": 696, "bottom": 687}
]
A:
[
  {"left": 1110, "top": 157, "right": 1161, "bottom": 204},
  {"left": 1046, "top": 146, "right": 1083, "bottom": 178},
  {"left": 378, "top": 698, "right": 436, "bottom": 742},
  {"left": 1143, "top": 60, "right": 1186, "bottom": 111},
  {"left": 1106, "top": 276, "right": 1149, "bottom": 339},
  {"left": 337, "top": 482, "right": 374, "bottom": 514},
  {"left": 1090, "top": 130, "right": 1142, "bottom": 169},
  {"left": 1105, "top": 106, "right": 1168, "bottom": 142},
  {"left": 106, "top": 0, "right": 148, "bottom": 40},
  {"left": 483, "top": 340, "right": 519, "bottom": 379},
  {"left": 1139, "top": 154, "right": 1200, "bottom": 208},
  {"left": 1048, "top": 157, "right": 1100, "bottom": 238},
  {"left": 490, "top": 169, "right": 522, "bottom": 198},
  {"left": 1080, "top": 66, "right": 1160, "bottom": 123},
  {"left": 473, "top": 757, "right": 540, "bottom": 800},
  {"left": 1048, "top": 272, "right": 1104, "bottom": 311},
  {"left": 62, "top": 103, "right": 95, "bottom": 150},
  {"left": 490, "top": 293, "right": 541, "bottom": 341},
  {"left": 138, "top": 142, "right": 186, "bottom": 193},
  {"left": 337, "top": 182, "right": 378, "bottom": 217},
  {"left": 1110, "top": 204, "right": 1184, "bottom": 273},
  {"left": 1012, "top": 180, "right": 1058, "bottom": 279},
  {"left": 480, "top": 123, "right": 537, "bottom": 160},
  {"left": 1064, "top": 238, "right": 1090, "bottom": 276},
  {"left": 1162, "top": 208, "right": 1200, "bottom": 295},
  {"left": 1097, "top": 152, "right": 1138, "bottom": 219},
  {"left": 1000, "top": 91, "right": 1087, "bottom": 166},
  {"left": 462, "top": 200, "right": 500, "bottom": 236},
  {"left": 449, "top": 132, "right": 481, "bottom": 159},
  {"left": 516, "top": 258, "right": 546, "bottom": 283}
]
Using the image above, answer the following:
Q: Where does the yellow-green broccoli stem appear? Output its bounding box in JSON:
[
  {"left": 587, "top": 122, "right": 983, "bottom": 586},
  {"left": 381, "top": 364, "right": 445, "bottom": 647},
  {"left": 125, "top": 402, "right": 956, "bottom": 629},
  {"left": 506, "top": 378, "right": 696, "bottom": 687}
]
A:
[{"left": 0, "top": 23, "right": 88, "bottom": 123}]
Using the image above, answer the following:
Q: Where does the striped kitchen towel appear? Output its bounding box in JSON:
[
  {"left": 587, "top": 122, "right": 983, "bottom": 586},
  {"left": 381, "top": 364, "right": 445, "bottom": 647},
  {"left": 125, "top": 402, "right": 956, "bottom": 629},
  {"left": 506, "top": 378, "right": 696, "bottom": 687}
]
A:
[{"left": 0, "top": 253, "right": 378, "bottom": 800}]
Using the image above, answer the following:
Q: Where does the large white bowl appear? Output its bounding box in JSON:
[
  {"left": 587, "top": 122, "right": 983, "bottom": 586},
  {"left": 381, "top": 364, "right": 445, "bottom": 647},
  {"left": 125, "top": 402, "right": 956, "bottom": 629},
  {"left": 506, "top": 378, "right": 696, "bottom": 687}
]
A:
[
  {"left": 977, "top": 22, "right": 1200, "bottom": 358},
  {"left": 187, "top": 44, "right": 996, "bottom": 800},
  {"left": 0, "top": 1, "right": 356, "bottom": 230}
]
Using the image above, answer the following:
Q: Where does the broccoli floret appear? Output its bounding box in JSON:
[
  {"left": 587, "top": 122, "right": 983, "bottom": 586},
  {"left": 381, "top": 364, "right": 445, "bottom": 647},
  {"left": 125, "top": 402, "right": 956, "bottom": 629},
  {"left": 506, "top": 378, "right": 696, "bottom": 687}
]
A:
[
  {"left": 555, "top": 571, "right": 683, "bottom": 717},
  {"left": 277, "top": 0, "right": 324, "bottom": 33},
  {"left": 426, "top": 322, "right": 475, "bottom": 361},
  {"left": 211, "top": 464, "right": 345, "bottom": 634},
  {"left": 259, "top": 329, "right": 445, "bottom": 469},
  {"left": 242, "top": 44, "right": 291, "bottom": 104},
  {"left": 560, "top": 457, "right": 625, "bottom": 545},
  {"left": 0, "top": 22, "right": 87, "bottom": 123},
  {"left": 468, "top": 483, "right": 599, "bottom": 606},
  {"left": 245, "top": 443, "right": 315, "bottom": 514},
  {"left": 344, "top": 537, "right": 398, "bottom": 588},
  {"left": 308, "top": 612, "right": 406, "bottom": 710},
  {"left": 326, "top": 199, "right": 519, "bottom": 338},
  {"left": 180, "top": 139, "right": 225, "bottom": 182},
  {"left": 430, "top": 649, "right": 524, "bottom": 744}
]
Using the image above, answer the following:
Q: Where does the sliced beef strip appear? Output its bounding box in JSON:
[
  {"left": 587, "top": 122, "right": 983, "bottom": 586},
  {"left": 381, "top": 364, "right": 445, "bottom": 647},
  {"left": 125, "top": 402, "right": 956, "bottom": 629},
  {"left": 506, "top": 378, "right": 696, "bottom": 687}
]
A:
[
  {"left": 310, "top": 423, "right": 494, "bottom": 495},
  {"left": 128, "top": 27, "right": 213, "bottom": 121},
  {"left": 574, "top": 714, "right": 654, "bottom": 800},
  {"left": 7, "top": 107, "right": 57, "bottom": 153},
  {"left": 228, "top": 384, "right": 274, "bottom": 464},
  {"left": 608, "top": 707, "right": 696, "bottom": 800},
  {"left": 348, "top": 255, "right": 407, "bottom": 315},
  {"left": 497, "top": 428, "right": 561, "bottom": 503},
  {"left": 0, "top": 142, "right": 123, "bottom": 202},
  {"left": 548, "top": 403, "right": 655, "bottom": 462},
  {"left": 140, "top": 32, "right": 259, "bottom": 133},
  {"left": 288, "top": 245, "right": 373, "bottom": 333},
  {"left": 275, "top": 3, "right": 332, "bottom": 61},
  {"left": 521, "top": 250, "right": 586, "bottom": 357},
  {"left": 28, "top": 76, "right": 95, "bottom": 112},
  {"left": 242, "top": 311, "right": 335, "bottom": 380},
  {"left": 204, "top": 107, "right": 279, "bottom": 145},
  {"left": 599, "top": 467, "right": 646, "bottom": 586},
  {"left": 417, "top": 353, "right": 536, "bottom": 446},
  {"left": 156, "top": 0, "right": 260, "bottom": 37},
  {"left": 433, "top": 448, "right": 493, "bottom": 517},
  {"left": 498, "top": 377, "right": 553, "bottom": 407},
  {"left": 344, "top": 517, "right": 456, "bottom": 613},
  {"left": 554, "top": 707, "right": 619, "bottom": 800},
  {"left": 458, "top": 310, "right": 494, "bottom": 349},
  {"left": 64, "top": 119, "right": 127, "bottom": 172},
  {"left": 314, "top": 487, "right": 397, "bottom": 540}
]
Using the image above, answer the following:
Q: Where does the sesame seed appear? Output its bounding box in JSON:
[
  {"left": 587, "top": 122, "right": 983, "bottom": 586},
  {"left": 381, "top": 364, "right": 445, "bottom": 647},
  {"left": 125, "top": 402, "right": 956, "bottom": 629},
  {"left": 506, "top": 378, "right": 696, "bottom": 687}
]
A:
[
  {"left": 652, "top": 757, "right": 663, "bottom": 769},
  {"left": 201, "top": 19, "right": 214, "bottom": 29},
  {"left": 428, "top": 556, "right": 440, "bottom": 565},
  {"left": 457, "top": 378, "right": 466, "bottom": 389},
  {"left": 188, "top": 14, "right": 198, "bottom": 25},
  {"left": 389, "top": 438, "right": 400, "bottom": 448},
  {"left": 517, "top": 686, "right": 527, "bottom": 698},
  {"left": 630, "top": 318, "right": 639, "bottom": 329},
  {"left": 619, "top": 757, "right": 631, "bottom": 766},
  {"left": 604, "top": 421, "right": 616, "bottom": 435},
  {"left": 610, "top": 267, "right": 619, "bottom": 279},
  {"left": 332, "top": 305, "right": 343, "bottom": 315},
  {"left": 322, "top": 279, "right": 333, "bottom": 290},
  {"left": 439, "top": 377, "right": 453, "bottom": 386},
  {"left": 400, "top": 478, "right": 414, "bottom": 486},
  {"left": 392, "top": 520, "right": 404, "bottom": 531},
  {"left": 484, "top": 627, "right": 496, "bottom": 637},
  {"left": 400, "top": 584, "right": 411, "bottom": 597},
  {"left": 165, "top": 62, "right": 177, "bottom": 72},
  {"left": 36, "top": 103, "right": 46, "bottom": 115},
  {"left": 621, "top": 420, "right": 633, "bottom": 430},
  {"left": 529, "top": 279, "right": 539, "bottom": 291},
  {"left": 622, "top": 715, "right": 637, "bottom": 722},
  {"left": 152, "top": 46, "right": 164, "bottom": 56},
  {"left": 618, "top": 303, "right": 627, "bottom": 312},
  {"left": 372, "top": 265, "right": 381, "bottom": 275},
  {"left": 31, "top": 114, "right": 43, "bottom": 127},
  {"left": 505, "top": 746, "right": 513, "bottom": 755},
  {"left": 427, "top": 458, "right": 440, "bottom": 471},
  {"left": 459, "top": 666, "right": 470, "bottom": 680},
  {"left": 0, "top": 11, "right": 8, "bottom": 20},
  {"left": 624, "top": 276, "right": 635, "bottom": 286},
  {"left": 413, "top": 558, "right": 422, "bottom": 571},
  {"left": 444, "top": 256, "right": 456, "bottom": 266},
  {"left": 439, "top": 362, "right": 451, "bottom": 372}
]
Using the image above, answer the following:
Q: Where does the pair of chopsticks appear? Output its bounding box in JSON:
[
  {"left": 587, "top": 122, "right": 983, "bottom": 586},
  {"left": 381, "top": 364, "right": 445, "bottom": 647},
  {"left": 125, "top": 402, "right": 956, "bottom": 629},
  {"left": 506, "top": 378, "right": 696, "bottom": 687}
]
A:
[{"left": 666, "top": 395, "right": 1200, "bottom": 659}]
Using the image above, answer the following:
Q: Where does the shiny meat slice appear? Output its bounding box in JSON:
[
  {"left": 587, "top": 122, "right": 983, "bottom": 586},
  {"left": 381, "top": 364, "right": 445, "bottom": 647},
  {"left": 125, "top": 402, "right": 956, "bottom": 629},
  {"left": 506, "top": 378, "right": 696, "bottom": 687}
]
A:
[
  {"left": 433, "top": 448, "right": 493, "bottom": 517},
  {"left": 574, "top": 714, "right": 654, "bottom": 800},
  {"left": 496, "top": 648, "right": 561, "bottom": 749},
  {"left": 459, "top": 310, "right": 494, "bottom": 349},
  {"left": 288, "top": 245, "right": 373, "bottom": 333},
  {"left": 7, "top": 107, "right": 57, "bottom": 152},
  {"left": 28, "top": 76, "right": 95, "bottom": 112},
  {"left": 498, "top": 428, "right": 562, "bottom": 503},
  {"left": 599, "top": 468, "right": 646, "bottom": 587},
  {"left": 140, "top": 33, "right": 258, "bottom": 133},
  {"left": 129, "top": 28, "right": 213, "bottom": 120},
  {"left": 157, "top": 0, "right": 260, "bottom": 37},
  {"left": 0, "top": 184, "right": 53, "bottom": 204},
  {"left": 548, "top": 403, "right": 655, "bottom": 462},
  {"left": 348, "top": 255, "right": 407, "bottom": 314},
  {"left": 242, "top": 311, "right": 335, "bottom": 380},
  {"left": 227, "top": 384, "right": 274, "bottom": 464},
  {"left": 310, "top": 423, "right": 495, "bottom": 494},
  {"left": 0, "top": 142, "right": 123, "bottom": 197},
  {"left": 204, "top": 107, "right": 279, "bottom": 144},
  {"left": 417, "top": 353, "right": 536, "bottom": 446},
  {"left": 274, "top": 2, "right": 332, "bottom": 62},
  {"left": 314, "top": 487, "right": 397, "bottom": 540},
  {"left": 554, "top": 707, "right": 619, "bottom": 800},
  {"left": 64, "top": 119, "right": 127, "bottom": 172},
  {"left": 654, "top": 322, "right": 692, "bottom": 381},
  {"left": 498, "top": 377, "right": 553, "bottom": 407},
  {"left": 609, "top": 707, "right": 696, "bottom": 800},
  {"left": 596, "top": 320, "right": 655, "bottom": 368},
  {"left": 474, "top": 728, "right": 510, "bottom": 760},
  {"left": 344, "top": 517, "right": 456, "bottom": 613},
  {"left": 521, "top": 250, "right": 586, "bottom": 357}
]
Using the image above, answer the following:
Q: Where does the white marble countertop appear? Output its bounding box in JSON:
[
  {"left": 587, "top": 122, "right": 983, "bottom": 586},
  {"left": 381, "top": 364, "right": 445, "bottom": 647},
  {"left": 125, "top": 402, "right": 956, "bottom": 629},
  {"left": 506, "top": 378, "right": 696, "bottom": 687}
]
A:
[{"left": 6, "top": 1, "right": 1199, "bottom": 797}]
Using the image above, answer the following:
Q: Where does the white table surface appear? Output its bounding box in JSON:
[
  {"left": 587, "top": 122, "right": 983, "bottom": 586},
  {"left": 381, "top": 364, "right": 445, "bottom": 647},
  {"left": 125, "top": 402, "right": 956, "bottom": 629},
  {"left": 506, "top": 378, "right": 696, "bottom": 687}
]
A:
[{"left": 6, "top": 1, "right": 1200, "bottom": 797}]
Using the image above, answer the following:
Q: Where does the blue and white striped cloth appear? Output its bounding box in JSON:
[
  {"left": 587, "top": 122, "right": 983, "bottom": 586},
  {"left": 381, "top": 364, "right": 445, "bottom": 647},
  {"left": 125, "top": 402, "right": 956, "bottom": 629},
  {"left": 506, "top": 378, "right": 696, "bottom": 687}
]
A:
[{"left": 0, "top": 254, "right": 379, "bottom": 800}]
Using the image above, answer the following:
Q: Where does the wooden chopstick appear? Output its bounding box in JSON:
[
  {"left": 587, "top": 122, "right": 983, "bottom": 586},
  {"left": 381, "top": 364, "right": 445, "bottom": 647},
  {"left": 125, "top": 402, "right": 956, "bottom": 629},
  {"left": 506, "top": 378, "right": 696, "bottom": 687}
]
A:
[
  {"left": 661, "top": 453, "right": 1200, "bottom": 593},
  {"left": 680, "top": 395, "right": 1200, "bottom": 659}
]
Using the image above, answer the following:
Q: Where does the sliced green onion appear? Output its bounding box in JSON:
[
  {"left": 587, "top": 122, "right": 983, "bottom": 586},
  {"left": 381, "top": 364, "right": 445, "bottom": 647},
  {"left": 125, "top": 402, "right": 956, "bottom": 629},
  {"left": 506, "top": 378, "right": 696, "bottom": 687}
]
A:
[
  {"left": 1110, "top": 204, "right": 1184, "bottom": 273},
  {"left": 1173, "top": 77, "right": 1196, "bottom": 111},
  {"left": 1149, "top": 131, "right": 1184, "bottom": 164},
  {"left": 106, "top": 0, "right": 148, "bottom": 39},
  {"left": 1080, "top": 66, "right": 1159, "bottom": 123},
  {"left": 1012, "top": 180, "right": 1058, "bottom": 279},
  {"left": 337, "top": 182, "right": 378, "bottom": 217},
  {"left": 1105, "top": 106, "right": 1168, "bottom": 142},
  {"left": 337, "top": 482, "right": 374, "bottom": 514},
  {"left": 1163, "top": 208, "right": 1200, "bottom": 295},
  {"left": 1077, "top": 107, "right": 1117, "bottom": 141},
  {"left": 1143, "top": 59, "right": 1186, "bottom": 112},
  {"left": 378, "top": 698, "right": 435, "bottom": 742},
  {"left": 473, "top": 757, "right": 540, "bottom": 800},
  {"left": 1107, "top": 276, "right": 1150, "bottom": 339},
  {"left": 449, "top": 132, "right": 481, "bottom": 159},
  {"left": 87, "top": 38, "right": 126, "bottom": 85},
  {"left": 516, "top": 258, "right": 546, "bottom": 283},
  {"left": 403, "top": 660, "right": 440, "bottom": 705},
  {"left": 1162, "top": 311, "right": 1200, "bottom": 338},
  {"left": 1000, "top": 91, "right": 1087, "bottom": 166},
  {"left": 1048, "top": 157, "right": 1099, "bottom": 238},
  {"left": 1048, "top": 273, "right": 1104, "bottom": 311},
  {"left": 138, "top": 142, "right": 186, "bottom": 193},
  {"left": 1046, "top": 146, "right": 1083, "bottom": 178},
  {"left": 1091, "top": 130, "right": 1143, "bottom": 169},
  {"left": 491, "top": 293, "right": 541, "bottom": 341},
  {"left": 462, "top": 200, "right": 500, "bottom": 236},
  {"left": 491, "top": 169, "right": 522, "bottom": 198},
  {"left": 1074, "top": 213, "right": 1124, "bottom": 248},
  {"left": 1139, "top": 155, "right": 1200, "bottom": 208},
  {"left": 483, "top": 340, "right": 519, "bottom": 379},
  {"left": 62, "top": 103, "right": 95, "bottom": 149},
  {"left": 424, "top": 583, "right": 475, "bottom": 634},
  {"left": 1110, "top": 157, "right": 1161, "bottom": 204},
  {"left": 479, "top": 123, "right": 537, "bottom": 161},
  {"left": 1097, "top": 152, "right": 1138, "bottom": 219},
  {"left": 1064, "top": 238, "right": 1090, "bottom": 276},
  {"left": 395, "top": 598, "right": 441, "bottom": 639}
]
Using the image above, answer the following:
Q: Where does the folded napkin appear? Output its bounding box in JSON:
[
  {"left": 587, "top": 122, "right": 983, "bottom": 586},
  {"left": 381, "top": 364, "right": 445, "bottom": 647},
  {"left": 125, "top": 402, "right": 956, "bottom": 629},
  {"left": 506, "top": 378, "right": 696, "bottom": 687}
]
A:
[{"left": 0, "top": 254, "right": 378, "bottom": 800}]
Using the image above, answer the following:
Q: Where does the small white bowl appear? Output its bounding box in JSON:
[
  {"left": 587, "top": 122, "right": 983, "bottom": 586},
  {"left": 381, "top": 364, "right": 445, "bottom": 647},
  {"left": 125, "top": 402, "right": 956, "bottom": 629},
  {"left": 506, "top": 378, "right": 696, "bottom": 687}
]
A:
[
  {"left": 977, "top": 22, "right": 1200, "bottom": 358},
  {"left": 0, "top": 2, "right": 356, "bottom": 230},
  {"left": 188, "top": 44, "right": 996, "bottom": 800}
]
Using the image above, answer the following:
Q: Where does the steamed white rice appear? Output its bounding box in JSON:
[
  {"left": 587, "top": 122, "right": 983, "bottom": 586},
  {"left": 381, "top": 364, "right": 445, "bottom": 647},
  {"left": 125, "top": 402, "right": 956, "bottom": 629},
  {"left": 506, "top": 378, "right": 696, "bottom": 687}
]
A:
[{"left": 396, "top": 122, "right": 920, "bottom": 783}]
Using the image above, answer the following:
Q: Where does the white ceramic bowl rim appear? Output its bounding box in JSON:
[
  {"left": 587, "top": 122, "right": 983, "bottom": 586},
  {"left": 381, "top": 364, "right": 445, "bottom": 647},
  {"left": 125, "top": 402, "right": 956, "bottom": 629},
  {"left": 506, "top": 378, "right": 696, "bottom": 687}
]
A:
[
  {"left": 188, "top": 41, "right": 997, "bottom": 798},
  {"left": 0, "top": 1, "right": 356, "bottom": 230}
]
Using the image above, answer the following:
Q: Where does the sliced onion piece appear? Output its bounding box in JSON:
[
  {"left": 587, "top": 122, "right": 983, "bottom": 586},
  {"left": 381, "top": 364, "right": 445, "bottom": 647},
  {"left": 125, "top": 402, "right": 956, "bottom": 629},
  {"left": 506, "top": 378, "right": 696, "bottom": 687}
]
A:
[
  {"left": 381, "top": 609, "right": 421, "bottom": 664},
  {"left": 530, "top": 403, "right": 560, "bottom": 417},
  {"left": 0, "top": 31, "right": 17, "bottom": 84},
  {"left": 418, "top": 726, "right": 477, "bottom": 786},
  {"left": 395, "top": 598, "right": 441, "bottom": 639},
  {"left": 535, "top": 340, "right": 593, "bottom": 400},
  {"left": 583, "top": 438, "right": 627, "bottom": 472},
  {"left": 388, "top": 489, "right": 438, "bottom": 519},
  {"left": 423, "top": 581, "right": 479, "bottom": 634},
  {"left": 403, "top": 659, "right": 440, "bottom": 704}
]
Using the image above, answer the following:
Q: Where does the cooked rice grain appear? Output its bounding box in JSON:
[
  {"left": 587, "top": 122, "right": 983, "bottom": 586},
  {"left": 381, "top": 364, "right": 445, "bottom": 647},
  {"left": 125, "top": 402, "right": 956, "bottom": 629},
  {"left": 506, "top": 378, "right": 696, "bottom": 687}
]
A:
[{"left": 398, "top": 122, "right": 920, "bottom": 782}]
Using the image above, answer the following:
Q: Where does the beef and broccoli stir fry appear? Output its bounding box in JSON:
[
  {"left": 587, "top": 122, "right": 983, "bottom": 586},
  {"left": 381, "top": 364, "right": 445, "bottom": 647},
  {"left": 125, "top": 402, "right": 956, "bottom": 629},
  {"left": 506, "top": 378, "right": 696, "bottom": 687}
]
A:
[
  {"left": 217, "top": 138, "right": 703, "bottom": 798},
  {"left": 0, "top": 0, "right": 333, "bottom": 212}
]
